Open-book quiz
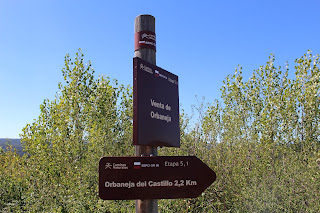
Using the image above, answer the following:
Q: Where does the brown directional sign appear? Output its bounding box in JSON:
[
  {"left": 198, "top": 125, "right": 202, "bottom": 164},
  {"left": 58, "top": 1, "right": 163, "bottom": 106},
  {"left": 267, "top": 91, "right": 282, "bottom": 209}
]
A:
[
  {"left": 99, "top": 156, "right": 216, "bottom": 200},
  {"left": 133, "top": 57, "right": 180, "bottom": 147}
]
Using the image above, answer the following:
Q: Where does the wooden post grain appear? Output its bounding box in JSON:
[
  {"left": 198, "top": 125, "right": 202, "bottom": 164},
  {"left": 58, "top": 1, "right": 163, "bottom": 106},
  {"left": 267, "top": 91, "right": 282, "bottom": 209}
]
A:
[{"left": 134, "top": 14, "right": 158, "bottom": 213}]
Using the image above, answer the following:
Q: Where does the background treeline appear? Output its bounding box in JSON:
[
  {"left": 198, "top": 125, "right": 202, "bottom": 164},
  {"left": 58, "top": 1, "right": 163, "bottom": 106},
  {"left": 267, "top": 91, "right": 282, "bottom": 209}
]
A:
[
  {"left": 1, "top": 50, "right": 319, "bottom": 212},
  {"left": 0, "top": 139, "right": 23, "bottom": 155}
]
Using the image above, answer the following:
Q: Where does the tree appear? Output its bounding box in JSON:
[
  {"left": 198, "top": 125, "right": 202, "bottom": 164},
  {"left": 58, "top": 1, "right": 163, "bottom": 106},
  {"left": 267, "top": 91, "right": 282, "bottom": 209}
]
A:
[
  {"left": 201, "top": 51, "right": 320, "bottom": 212},
  {"left": 19, "top": 49, "right": 134, "bottom": 212}
]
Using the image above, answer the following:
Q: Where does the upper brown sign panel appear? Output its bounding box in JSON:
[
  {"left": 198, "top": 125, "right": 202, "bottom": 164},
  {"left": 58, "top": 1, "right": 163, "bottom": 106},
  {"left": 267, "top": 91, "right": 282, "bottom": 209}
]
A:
[{"left": 133, "top": 57, "right": 180, "bottom": 147}]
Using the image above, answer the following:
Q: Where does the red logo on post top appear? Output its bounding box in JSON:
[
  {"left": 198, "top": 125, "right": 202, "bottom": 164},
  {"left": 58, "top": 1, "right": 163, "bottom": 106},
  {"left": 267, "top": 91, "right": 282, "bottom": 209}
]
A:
[{"left": 134, "top": 31, "right": 156, "bottom": 51}]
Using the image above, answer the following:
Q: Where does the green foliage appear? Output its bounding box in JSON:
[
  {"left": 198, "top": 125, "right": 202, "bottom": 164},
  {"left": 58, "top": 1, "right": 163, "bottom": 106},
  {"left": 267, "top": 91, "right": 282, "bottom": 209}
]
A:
[
  {"left": 1, "top": 49, "right": 134, "bottom": 212},
  {"left": 199, "top": 51, "right": 320, "bottom": 212},
  {"left": 0, "top": 145, "right": 27, "bottom": 211},
  {"left": 159, "top": 51, "right": 320, "bottom": 212},
  {"left": 1, "top": 50, "right": 319, "bottom": 212}
]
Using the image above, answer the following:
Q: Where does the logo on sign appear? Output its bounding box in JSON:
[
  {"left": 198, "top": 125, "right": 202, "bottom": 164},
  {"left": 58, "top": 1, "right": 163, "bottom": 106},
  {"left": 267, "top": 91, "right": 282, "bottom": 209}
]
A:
[
  {"left": 154, "top": 70, "right": 168, "bottom": 80},
  {"left": 105, "top": 163, "right": 112, "bottom": 169},
  {"left": 140, "top": 63, "right": 153, "bottom": 74},
  {"left": 155, "top": 70, "right": 159, "bottom": 77},
  {"left": 105, "top": 163, "right": 129, "bottom": 170},
  {"left": 141, "top": 33, "right": 156, "bottom": 41},
  {"left": 134, "top": 162, "right": 141, "bottom": 169},
  {"left": 139, "top": 40, "right": 156, "bottom": 47}
]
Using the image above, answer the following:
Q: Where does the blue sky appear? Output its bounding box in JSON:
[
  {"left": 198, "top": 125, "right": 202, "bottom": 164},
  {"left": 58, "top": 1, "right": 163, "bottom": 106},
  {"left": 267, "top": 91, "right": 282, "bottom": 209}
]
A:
[{"left": 1, "top": 0, "right": 319, "bottom": 138}]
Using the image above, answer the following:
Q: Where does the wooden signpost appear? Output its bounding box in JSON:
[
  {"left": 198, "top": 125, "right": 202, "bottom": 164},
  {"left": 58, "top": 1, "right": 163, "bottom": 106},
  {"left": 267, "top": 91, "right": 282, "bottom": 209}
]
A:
[
  {"left": 134, "top": 14, "right": 158, "bottom": 213},
  {"left": 99, "top": 14, "right": 217, "bottom": 213}
]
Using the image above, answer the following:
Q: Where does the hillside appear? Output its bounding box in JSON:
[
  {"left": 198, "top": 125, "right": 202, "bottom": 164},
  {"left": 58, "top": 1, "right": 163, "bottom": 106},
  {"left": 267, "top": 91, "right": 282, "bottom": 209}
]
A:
[{"left": 0, "top": 138, "right": 23, "bottom": 154}]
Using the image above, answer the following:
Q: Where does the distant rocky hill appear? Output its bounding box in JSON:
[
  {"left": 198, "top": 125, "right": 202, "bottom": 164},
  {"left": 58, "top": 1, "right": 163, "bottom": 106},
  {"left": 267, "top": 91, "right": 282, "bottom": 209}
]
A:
[{"left": 0, "top": 138, "right": 23, "bottom": 154}]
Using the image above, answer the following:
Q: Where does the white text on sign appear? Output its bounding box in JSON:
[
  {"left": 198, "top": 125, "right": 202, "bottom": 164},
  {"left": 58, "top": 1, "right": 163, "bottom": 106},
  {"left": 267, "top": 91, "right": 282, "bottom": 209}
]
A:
[{"left": 104, "top": 179, "right": 198, "bottom": 189}]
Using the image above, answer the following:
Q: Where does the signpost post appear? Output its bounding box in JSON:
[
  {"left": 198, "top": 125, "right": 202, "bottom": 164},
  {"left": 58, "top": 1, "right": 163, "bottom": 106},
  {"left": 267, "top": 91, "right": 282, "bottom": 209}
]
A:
[{"left": 134, "top": 14, "right": 158, "bottom": 213}]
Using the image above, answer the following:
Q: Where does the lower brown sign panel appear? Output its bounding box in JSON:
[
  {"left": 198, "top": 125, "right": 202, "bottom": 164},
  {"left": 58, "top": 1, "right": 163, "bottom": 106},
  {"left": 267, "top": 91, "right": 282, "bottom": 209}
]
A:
[{"left": 99, "top": 156, "right": 216, "bottom": 200}]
